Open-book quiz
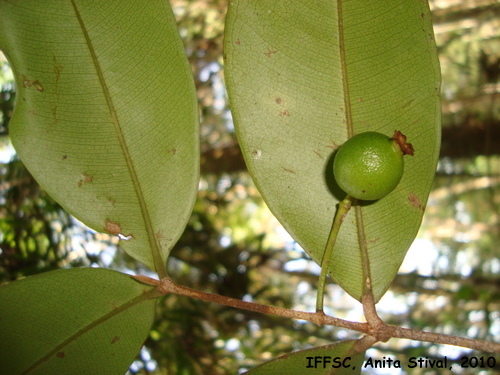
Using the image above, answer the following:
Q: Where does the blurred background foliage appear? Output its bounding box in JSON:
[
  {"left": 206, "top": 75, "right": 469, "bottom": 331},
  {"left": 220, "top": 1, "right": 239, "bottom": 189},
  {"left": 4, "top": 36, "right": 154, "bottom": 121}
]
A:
[{"left": 0, "top": 0, "right": 499, "bottom": 374}]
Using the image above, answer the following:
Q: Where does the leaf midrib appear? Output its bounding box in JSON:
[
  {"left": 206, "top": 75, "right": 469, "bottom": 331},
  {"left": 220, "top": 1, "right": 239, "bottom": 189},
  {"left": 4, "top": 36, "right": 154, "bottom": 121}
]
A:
[
  {"left": 70, "top": 0, "right": 165, "bottom": 277},
  {"left": 336, "top": 0, "right": 372, "bottom": 297}
]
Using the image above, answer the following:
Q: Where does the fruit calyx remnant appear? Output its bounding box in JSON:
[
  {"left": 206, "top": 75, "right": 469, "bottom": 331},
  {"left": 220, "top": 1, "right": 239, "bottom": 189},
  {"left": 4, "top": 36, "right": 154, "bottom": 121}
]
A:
[{"left": 392, "top": 130, "right": 414, "bottom": 156}]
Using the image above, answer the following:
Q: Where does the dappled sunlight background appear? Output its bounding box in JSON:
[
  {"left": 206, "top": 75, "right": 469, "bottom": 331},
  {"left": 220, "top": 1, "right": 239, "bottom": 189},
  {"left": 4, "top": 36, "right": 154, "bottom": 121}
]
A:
[{"left": 0, "top": 0, "right": 498, "bottom": 374}]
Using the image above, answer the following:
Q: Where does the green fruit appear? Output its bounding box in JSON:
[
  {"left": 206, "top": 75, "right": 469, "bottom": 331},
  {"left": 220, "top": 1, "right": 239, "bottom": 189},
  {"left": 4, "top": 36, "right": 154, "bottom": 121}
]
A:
[{"left": 333, "top": 131, "right": 410, "bottom": 201}]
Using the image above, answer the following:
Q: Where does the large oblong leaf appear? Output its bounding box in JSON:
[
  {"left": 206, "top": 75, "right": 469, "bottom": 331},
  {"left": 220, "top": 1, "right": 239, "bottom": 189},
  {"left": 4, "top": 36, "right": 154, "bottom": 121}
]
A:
[
  {"left": 244, "top": 340, "right": 365, "bottom": 374},
  {"left": 0, "top": 0, "right": 199, "bottom": 272},
  {"left": 0, "top": 268, "right": 158, "bottom": 374},
  {"left": 224, "top": 0, "right": 441, "bottom": 301}
]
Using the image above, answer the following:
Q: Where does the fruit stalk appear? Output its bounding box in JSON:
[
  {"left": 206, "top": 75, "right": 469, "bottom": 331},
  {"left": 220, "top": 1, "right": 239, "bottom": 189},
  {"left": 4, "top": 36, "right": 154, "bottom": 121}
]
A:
[{"left": 316, "top": 195, "right": 352, "bottom": 312}]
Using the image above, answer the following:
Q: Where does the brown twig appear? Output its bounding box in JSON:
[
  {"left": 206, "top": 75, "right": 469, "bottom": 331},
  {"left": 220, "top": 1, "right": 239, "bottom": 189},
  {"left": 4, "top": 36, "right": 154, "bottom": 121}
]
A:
[
  {"left": 387, "top": 325, "right": 500, "bottom": 353},
  {"left": 131, "top": 275, "right": 500, "bottom": 354},
  {"left": 158, "top": 276, "right": 368, "bottom": 332}
]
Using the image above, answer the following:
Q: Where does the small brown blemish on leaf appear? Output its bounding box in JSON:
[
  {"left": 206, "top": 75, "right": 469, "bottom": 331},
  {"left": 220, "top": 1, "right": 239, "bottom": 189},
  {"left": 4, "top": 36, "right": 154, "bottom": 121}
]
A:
[
  {"left": 62, "top": 155, "right": 68, "bottom": 160},
  {"left": 170, "top": 148, "right": 177, "bottom": 155},
  {"left": 156, "top": 231, "right": 172, "bottom": 245},
  {"left": 32, "top": 80, "right": 44, "bottom": 92},
  {"left": 105, "top": 219, "right": 122, "bottom": 236},
  {"left": 279, "top": 109, "right": 290, "bottom": 117},
  {"left": 281, "top": 167, "right": 295, "bottom": 174},
  {"left": 420, "top": 12, "right": 425, "bottom": 19},
  {"left": 105, "top": 220, "right": 134, "bottom": 240},
  {"left": 275, "top": 97, "right": 282, "bottom": 105},
  {"left": 264, "top": 48, "right": 277, "bottom": 57},
  {"left": 107, "top": 197, "right": 116, "bottom": 206},
  {"left": 408, "top": 193, "right": 424, "bottom": 211},
  {"left": 358, "top": 98, "right": 363, "bottom": 102},
  {"left": 77, "top": 173, "right": 93, "bottom": 187},
  {"left": 235, "top": 39, "right": 241, "bottom": 45},
  {"left": 251, "top": 149, "right": 262, "bottom": 159},
  {"left": 21, "top": 75, "right": 44, "bottom": 92},
  {"left": 22, "top": 75, "right": 31, "bottom": 88},
  {"left": 111, "top": 336, "right": 120, "bottom": 344},
  {"left": 56, "top": 352, "right": 65, "bottom": 359}
]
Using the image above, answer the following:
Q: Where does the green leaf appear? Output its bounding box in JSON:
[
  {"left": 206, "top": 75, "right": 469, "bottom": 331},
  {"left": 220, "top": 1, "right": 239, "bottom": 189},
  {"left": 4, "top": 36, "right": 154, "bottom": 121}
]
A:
[
  {"left": 224, "top": 0, "right": 441, "bottom": 301},
  {"left": 244, "top": 340, "right": 365, "bottom": 374},
  {"left": 0, "top": 0, "right": 199, "bottom": 273},
  {"left": 0, "top": 268, "right": 158, "bottom": 374}
]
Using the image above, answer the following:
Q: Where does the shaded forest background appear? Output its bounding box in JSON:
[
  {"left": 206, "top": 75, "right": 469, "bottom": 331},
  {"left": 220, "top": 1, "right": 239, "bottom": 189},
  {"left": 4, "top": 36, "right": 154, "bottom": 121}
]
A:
[{"left": 0, "top": 0, "right": 498, "bottom": 374}]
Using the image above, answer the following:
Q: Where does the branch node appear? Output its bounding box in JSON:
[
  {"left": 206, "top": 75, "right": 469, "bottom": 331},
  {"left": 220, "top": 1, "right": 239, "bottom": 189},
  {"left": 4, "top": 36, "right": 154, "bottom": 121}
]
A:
[
  {"left": 312, "top": 311, "right": 328, "bottom": 327},
  {"left": 368, "top": 322, "right": 392, "bottom": 343},
  {"left": 361, "top": 292, "right": 392, "bottom": 342},
  {"left": 158, "top": 276, "right": 174, "bottom": 294}
]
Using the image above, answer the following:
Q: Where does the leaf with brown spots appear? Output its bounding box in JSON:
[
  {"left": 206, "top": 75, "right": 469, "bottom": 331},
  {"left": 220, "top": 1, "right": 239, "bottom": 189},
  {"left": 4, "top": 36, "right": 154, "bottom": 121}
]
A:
[
  {"left": 77, "top": 173, "right": 93, "bottom": 187},
  {"left": 104, "top": 219, "right": 122, "bottom": 236},
  {"left": 1, "top": 0, "right": 199, "bottom": 274},
  {"left": 408, "top": 193, "right": 425, "bottom": 211},
  {"left": 225, "top": 0, "right": 441, "bottom": 301}
]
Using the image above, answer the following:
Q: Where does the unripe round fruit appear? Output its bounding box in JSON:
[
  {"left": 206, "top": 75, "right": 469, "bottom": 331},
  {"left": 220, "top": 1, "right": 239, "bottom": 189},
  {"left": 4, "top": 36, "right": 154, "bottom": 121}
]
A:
[{"left": 333, "top": 131, "right": 410, "bottom": 201}]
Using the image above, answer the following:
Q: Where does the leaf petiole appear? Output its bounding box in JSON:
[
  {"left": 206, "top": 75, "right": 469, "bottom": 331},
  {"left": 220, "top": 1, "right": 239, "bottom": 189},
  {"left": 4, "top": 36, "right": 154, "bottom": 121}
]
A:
[{"left": 316, "top": 195, "right": 352, "bottom": 312}]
